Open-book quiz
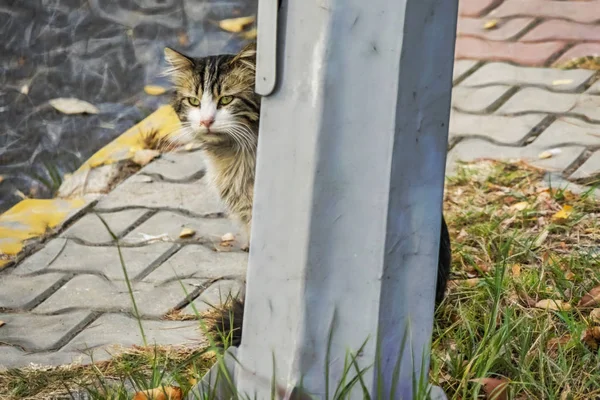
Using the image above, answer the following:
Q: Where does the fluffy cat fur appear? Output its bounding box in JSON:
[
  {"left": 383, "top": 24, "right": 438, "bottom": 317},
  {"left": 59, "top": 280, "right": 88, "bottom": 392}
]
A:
[{"left": 165, "top": 43, "right": 452, "bottom": 348}]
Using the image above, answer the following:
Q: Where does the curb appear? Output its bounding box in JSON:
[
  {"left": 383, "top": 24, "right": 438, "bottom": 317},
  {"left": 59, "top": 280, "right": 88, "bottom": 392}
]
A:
[{"left": 0, "top": 105, "right": 181, "bottom": 269}]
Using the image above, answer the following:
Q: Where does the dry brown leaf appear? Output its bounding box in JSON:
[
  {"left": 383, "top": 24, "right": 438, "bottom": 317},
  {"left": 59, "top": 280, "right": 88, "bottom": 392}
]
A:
[
  {"left": 0, "top": 175, "right": 4, "bottom": 184},
  {"left": 510, "top": 201, "right": 528, "bottom": 211},
  {"left": 471, "top": 377, "right": 509, "bottom": 400},
  {"left": 179, "top": 228, "right": 196, "bottom": 239},
  {"left": 552, "top": 205, "right": 573, "bottom": 222},
  {"left": 221, "top": 232, "right": 235, "bottom": 242},
  {"left": 133, "top": 149, "right": 160, "bottom": 166},
  {"left": 590, "top": 308, "right": 600, "bottom": 323},
  {"left": 483, "top": 19, "right": 498, "bottom": 30},
  {"left": 578, "top": 286, "right": 600, "bottom": 307},
  {"left": 49, "top": 97, "right": 99, "bottom": 115},
  {"left": 581, "top": 326, "right": 600, "bottom": 351},
  {"left": 144, "top": 85, "right": 167, "bottom": 96},
  {"left": 538, "top": 148, "right": 561, "bottom": 159},
  {"left": 0, "top": 320, "right": 5, "bottom": 328},
  {"left": 535, "top": 299, "right": 572, "bottom": 311},
  {"left": 564, "top": 270, "right": 575, "bottom": 281},
  {"left": 511, "top": 264, "right": 521, "bottom": 277},
  {"left": 132, "top": 387, "right": 183, "bottom": 400},
  {"left": 547, "top": 335, "right": 571, "bottom": 351},
  {"left": 218, "top": 16, "right": 255, "bottom": 33}
]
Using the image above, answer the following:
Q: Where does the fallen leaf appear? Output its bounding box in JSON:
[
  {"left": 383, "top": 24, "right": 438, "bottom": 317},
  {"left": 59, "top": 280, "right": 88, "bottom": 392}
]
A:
[
  {"left": 552, "top": 79, "right": 573, "bottom": 86},
  {"left": 483, "top": 19, "right": 498, "bottom": 30},
  {"left": 0, "top": 320, "right": 5, "bottom": 328},
  {"left": 510, "top": 201, "right": 528, "bottom": 211},
  {"left": 533, "top": 229, "right": 549, "bottom": 248},
  {"left": 133, "top": 149, "right": 160, "bottom": 166},
  {"left": 511, "top": 264, "right": 521, "bottom": 277},
  {"left": 591, "top": 308, "right": 600, "bottom": 323},
  {"left": 240, "top": 27, "right": 257, "bottom": 40},
  {"left": 535, "top": 299, "right": 572, "bottom": 311},
  {"left": 465, "top": 278, "right": 480, "bottom": 287},
  {"left": 470, "top": 377, "right": 508, "bottom": 400},
  {"left": 133, "top": 387, "right": 182, "bottom": 400},
  {"left": 179, "top": 228, "right": 196, "bottom": 239},
  {"left": 547, "top": 335, "right": 571, "bottom": 351},
  {"left": 177, "top": 31, "right": 189, "bottom": 46},
  {"left": 538, "top": 148, "right": 562, "bottom": 159},
  {"left": 20, "top": 85, "right": 29, "bottom": 95},
  {"left": 578, "top": 286, "right": 600, "bottom": 307},
  {"left": 552, "top": 205, "right": 573, "bottom": 222},
  {"left": 581, "top": 327, "right": 600, "bottom": 351},
  {"left": 221, "top": 232, "right": 235, "bottom": 242},
  {"left": 49, "top": 97, "right": 99, "bottom": 115},
  {"left": 218, "top": 16, "right": 255, "bottom": 33},
  {"left": 0, "top": 175, "right": 3, "bottom": 184},
  {"left": 564, "top": 270, "right": 575, "bottom": 281},
  {"left": 144, "top": 85, "right": 167, "bottom": 96}
]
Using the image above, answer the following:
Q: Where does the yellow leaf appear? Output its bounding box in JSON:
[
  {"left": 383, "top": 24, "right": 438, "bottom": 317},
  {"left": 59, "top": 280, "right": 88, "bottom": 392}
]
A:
[
  {"left": 565, "top": 270, "right": 575, "bottom": 281},
  {"left": 535, "top": 299, "right": 572, "bottom": 311},
  {"left": 49, "top": 97, "right": 99, "bottom": 115},
  {"left": 144, "top": 85, "right": 167, "bottom": 96},
  {"left": 133, "top": 387, "right": 182, "bottom": 400},
  {"left": 552, "top": 205, "right": 573, "bottom": 222},
  {"left": 510, "top": 201, "right": 528, "bottom": 211},
  {"left": 240, "top": 27, "right": 257, "bottom": 40},
  {"left": 179, "top": 228, "right": 196, "bottom": 239},
  {"left": 483, "top": 19, "right": 498, "bottom": 30},
  {"left": 218, "top": 16, "right": 255, "bottom": 33},
  {"left": 538, "top": 148, "right": 561, "bottom": 159},
  {"left": 511, "top": 264, "right": 521, "bottom": 277}
]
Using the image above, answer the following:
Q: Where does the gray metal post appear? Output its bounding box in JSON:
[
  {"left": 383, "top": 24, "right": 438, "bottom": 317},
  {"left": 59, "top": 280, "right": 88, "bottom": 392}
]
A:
[{"left": 237, "top": 0, "right": 457, "bottom": 398}]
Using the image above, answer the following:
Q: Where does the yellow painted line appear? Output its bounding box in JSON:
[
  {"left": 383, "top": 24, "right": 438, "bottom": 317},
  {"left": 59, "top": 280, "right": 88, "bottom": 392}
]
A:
[{"left": 0, "top": 105, "right": 181, "bottom": 268}]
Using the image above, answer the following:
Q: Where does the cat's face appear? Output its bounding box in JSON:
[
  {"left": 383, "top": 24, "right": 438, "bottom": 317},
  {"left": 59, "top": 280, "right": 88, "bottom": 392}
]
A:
[{"left": 164, "top": 43, "right": 260, "bottom": 148}]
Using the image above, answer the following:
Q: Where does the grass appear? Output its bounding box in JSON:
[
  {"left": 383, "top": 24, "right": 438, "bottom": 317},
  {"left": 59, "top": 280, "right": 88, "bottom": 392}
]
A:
[{"left": 3, "top": 159, "right": 600, "bottom": 399}]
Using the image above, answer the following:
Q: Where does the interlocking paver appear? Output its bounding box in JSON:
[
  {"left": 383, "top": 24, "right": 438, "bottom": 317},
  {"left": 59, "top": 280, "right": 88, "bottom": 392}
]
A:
[
  {"left": 460, "top": 63, "right": 594, "bottom": 92},
  {"left": 449, "top": 113, "right": 545, "bottom": 144},
  {"left": 61, "top": 209, "right": 149, "bottom": 244},
  {"left": 457, "top": 17, "right": 533, "bottom": 41},
  {"left": 446, "top": 140, "right": 585, "bottom": 175},
  {"left": 61, "top": 313, "right": 201, "bottom": 354},
  {"left": 95, "top": 174, "right": 225, "bottom": 214},
  {"left": 0, "top": 346, "right": 101, "bottom": 370},
  {"left": 520, "top": 19, "right": 600, "bottom": 43},
  {"left": 34, "top": 275, "right": 206, "bottom": 317},
  {"left": 15, "top": 239, "right": 173, "bottom": 280},
  {"left": 143, "top": 245, "right": 247, "bottom": 283},
  {"left": 453, "top": 60, "right": 479, "bottom": 82},
  {"left": 140, "top": 150, "right": 206, "bottom": 181},
  {"left": 490, "top": 0, "right": 600, "bottom": 24},
  {"left": 496, "top": 88, "right": 600, "bottom": 120},
  {"left": 451, "top": 85, "right": 513, "bottom": 113},
  {"left": 533, "top": 118, "right": 600, "bottom": 148},
  {"left": 184, "top": 279, "right": 244, "bottom": 314},
  {"left": 555, "top": 43, "right": 600, "bottom": 65},
  {"left": 0, "top": 311, "right": 93, "bottom": 352},
  {"left": 570, "top": 151, "right": 600, "bottom": 180},
  {"left": 455, "top": 37, "right": 566, "bottom": 66},
  {"left": 125, "top": 211, "right": 238, "bottom": 244},
  {"left": 459, "top": 0, "right": 501, "bottom": 17},
  {"left": 0, "top": 272, "right": 66, "bottom": 310}
]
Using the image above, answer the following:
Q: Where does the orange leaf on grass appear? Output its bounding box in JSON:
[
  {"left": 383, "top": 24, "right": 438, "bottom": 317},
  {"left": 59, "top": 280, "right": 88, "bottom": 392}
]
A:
[
  {"left": 471, "top": 377, "right": 509, "bottom": 400},
  {"left": 132, "top": 387, "right": 183, "bottom": 400}
]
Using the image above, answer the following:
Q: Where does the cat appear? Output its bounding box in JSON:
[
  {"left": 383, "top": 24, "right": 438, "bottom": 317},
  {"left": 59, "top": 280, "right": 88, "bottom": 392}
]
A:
[{"left": 164, "top": 42, "right": 452, "bottom": 347}]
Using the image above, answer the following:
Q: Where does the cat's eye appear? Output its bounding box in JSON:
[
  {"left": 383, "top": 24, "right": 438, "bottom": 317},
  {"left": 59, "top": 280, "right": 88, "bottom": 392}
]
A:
[
  {"left": 219, "top": 96, "right": 234, "bottom": 106},
  {"left": 187, "top": 97, "right": 200, "bottom": 106}
]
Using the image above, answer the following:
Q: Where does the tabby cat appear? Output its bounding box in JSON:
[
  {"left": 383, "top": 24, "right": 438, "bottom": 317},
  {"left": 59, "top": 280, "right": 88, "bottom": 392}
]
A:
[{"left": 164, "top": 42, "right": 452, "bottom": 346}]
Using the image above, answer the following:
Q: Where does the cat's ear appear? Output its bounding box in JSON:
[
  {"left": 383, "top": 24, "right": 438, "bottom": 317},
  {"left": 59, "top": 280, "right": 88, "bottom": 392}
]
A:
[
  {"left": 164, "top": 47, "right": 194, "bottom": 75},
  {"left": 231, "top": 42, "right": 256, "bottom": 70}
]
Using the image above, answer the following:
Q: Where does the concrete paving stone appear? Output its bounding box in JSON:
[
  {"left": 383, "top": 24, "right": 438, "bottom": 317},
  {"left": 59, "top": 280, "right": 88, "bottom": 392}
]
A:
[
  {"left": 34, "top": 275, "right": 205, "bottom": 318},
  {"left": 143, "top": 245, "right": 247, "bottom": 284},
  {"left": 533, "top": 118, "right": 600, "bottom": 148},
  {"left": 490, "top": 0, "right": 600, "bottom": 24},
  {"left": 451, "top": 85, "right": 513, "bottom": 113},
  {"left": 124, "top": 211, "right": 238, "bottom": 244},
  {"left": 497, "top": 88, "right": 600, "bottom": 120},
  {"left": 555, "top": 43, "right": 600, "bottom": 65},
  {"left": 140, "top": 150, "right": 206, "bottom": 181},
  {"left": 61, "top": 209, "right": 149, "bottom": 243},
  {"left": 520, "top": 19, "right": 600, "bottom": 43},
  {"left": 460, "top": 63, "right": 594, "bottom": 92},
  {"left": 457, "top": 17, "right": 534, "bottom": 41},
  {"left": 455, "top": 37, "right": 566, "bottom": 67},
  {"left": 446, "top": 140, "right": 585, "bottom": 176},
  {"left": 459, "top": 0, "right": 501, "bottom": 17},
  {"left": 0, "top": 346, "right": 107, "bottom": 370},
  {"left": 0, "top": 272, "right": 66, "bottom": 310},
  {"left": 453, "top": 60, "right": 478, "bottom": 82},
  {"left": 183, "top": 279, "right": 244, "bottom": 315},
  {"left": 587, "top": 80, "right": 600, "bottom": 95},
  {"left": 0, "top": 311, "right": 93, "bottom": 352},
  {"left": 449, "top": 112, "right": 545, "bottom": 144},
  {"left": 95, "top": 174, "right": 225, "bottom": 215},
  {"left": 61, "top": 313, "right": 202, "bottom": 354},
  {"left": 15, "top": 239, "right": 173, "bottom": 280},
  {"left": 570, "top": 151, "right": 600, "bottom": 180}
]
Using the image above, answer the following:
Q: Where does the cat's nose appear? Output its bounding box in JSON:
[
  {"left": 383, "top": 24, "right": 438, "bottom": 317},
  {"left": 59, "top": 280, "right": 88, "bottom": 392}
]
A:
[{"left": 200, "top": 117, "right": 214, "bottom": 127}]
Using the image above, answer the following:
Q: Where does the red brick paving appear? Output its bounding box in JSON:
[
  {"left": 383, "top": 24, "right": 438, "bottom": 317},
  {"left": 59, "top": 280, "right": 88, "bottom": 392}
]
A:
[
  {"left": 455, "top": 37, "right": 566, "bottom": 66},
  {"left": 554, "top": 43, "right": 600, "bottom": 64},
  {"left": 457, "top": 17, "right": 534, "bottom": 41},
  {"left": 459, "top": 0, "right": 502, "bottom": 17},
  {"left": 490, "top": 0, "right": 600, "bottom": 24},
  {"left": 520, "top": 20, "right": 600, "bottom": 43}
]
